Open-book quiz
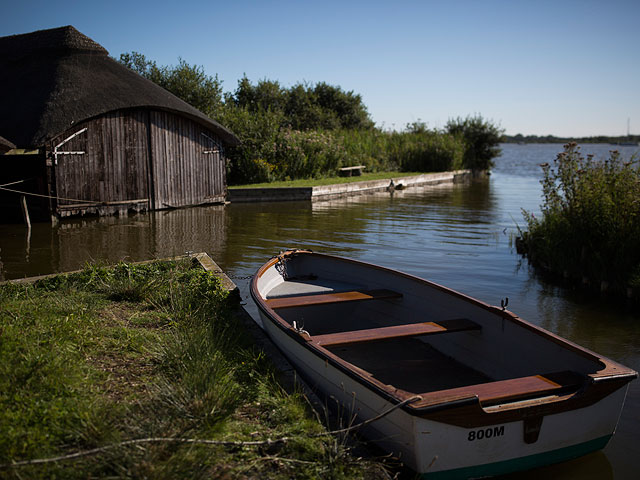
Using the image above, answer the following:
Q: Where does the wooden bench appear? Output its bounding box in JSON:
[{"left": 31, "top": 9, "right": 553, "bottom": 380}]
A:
[
  {"left": 412, "top": 370, "right": 583, "bottom": 409},
  {"left": 266, "top": 289, "right": 402, "bottom": 310},
  {"left": 312, "top": 318, "right": 480, "bottom": 347},
  {"left": 339, "top": 165, "right": 366, "bottom": 177}
]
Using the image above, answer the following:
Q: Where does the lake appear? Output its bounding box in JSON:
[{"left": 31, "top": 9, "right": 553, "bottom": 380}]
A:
[{"left": 1, "top": 142, "right": 639, "bottom": 478}]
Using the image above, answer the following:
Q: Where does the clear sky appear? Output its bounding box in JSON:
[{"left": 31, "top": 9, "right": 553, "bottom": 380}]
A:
[{"left": 2, "top": 0, "right": 639, "bottom": 137}]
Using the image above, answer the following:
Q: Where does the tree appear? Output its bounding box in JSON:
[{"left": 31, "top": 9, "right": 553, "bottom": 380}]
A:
[
  {"left": 445, "top": 115, "right": 504, "bottom": 170},
  {"left": 312, "top": 82, "right": 374, "bottom": 130},
  {"left": 118, "top": 52, "right": 223, "bottom": 117}
]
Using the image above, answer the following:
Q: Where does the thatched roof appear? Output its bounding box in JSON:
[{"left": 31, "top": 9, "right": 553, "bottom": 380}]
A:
[{"left": 0, "top": 26, "right": 239, "bottom": 148}]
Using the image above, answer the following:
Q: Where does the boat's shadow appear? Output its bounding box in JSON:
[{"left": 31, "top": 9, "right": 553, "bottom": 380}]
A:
[{"left": 494, "top": 451, "right": 612, "bottom": 480}]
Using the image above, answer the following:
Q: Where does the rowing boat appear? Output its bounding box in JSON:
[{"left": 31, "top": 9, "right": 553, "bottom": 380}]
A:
[{"left": 250, "top": 250, "right": 636, "bottom": 478}]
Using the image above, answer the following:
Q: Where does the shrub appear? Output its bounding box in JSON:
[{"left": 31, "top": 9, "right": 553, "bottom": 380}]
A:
[
  {"left": 218, "top": 107, "right": 283, "bottom": 184},
  {"left": 445, "top": 115, "right": 504, "bottom": 170},
  {"left": 521, "top": 143, "right": 640, "bottom": 289},
  {"left": 274, "top": 128, "right": 347, "bottom": 179}
]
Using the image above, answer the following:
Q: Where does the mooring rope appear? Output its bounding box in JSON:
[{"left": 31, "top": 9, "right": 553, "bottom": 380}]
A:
[
  {"left": 0, "top": 184, "right": 147, "bottom": 206},
  {"left": 0, "top": 395, "right": 421, "bottom": 469},
  {"left": 0, "top": 178, "right": 34, "bottom": 188},
  {"left": 0, "top": 185, "right": 103, "bottom": 204}
]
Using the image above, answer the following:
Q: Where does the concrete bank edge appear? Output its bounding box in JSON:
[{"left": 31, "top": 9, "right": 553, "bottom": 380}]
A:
[{"left": 228, "top": 169, "right": 477, "bottom": 203}]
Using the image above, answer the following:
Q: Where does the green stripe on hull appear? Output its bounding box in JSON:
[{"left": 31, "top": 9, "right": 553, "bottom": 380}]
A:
[{"left": 422, "top": 435, "right": 612, "bottom": 480}]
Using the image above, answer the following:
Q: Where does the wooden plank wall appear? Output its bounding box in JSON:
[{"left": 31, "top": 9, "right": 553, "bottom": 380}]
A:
[
  {"left": 52, "top": 110, "right": 150, "bottom": 208},
  {"left": 50, "top": 108, "right": 227, "bottom": 216},
  {"left": 150, "top": 111, "right": 226, "bottom": 209}
]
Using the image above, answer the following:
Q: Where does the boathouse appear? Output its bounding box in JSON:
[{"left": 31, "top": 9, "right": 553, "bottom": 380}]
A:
[{"left": 0, "top": 26, "right": 239, "bottom": 221}]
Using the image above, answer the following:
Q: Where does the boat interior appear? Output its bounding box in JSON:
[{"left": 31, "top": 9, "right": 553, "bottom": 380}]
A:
[{"left": 260, "top": 257, "right": 606, "bottom": 408}]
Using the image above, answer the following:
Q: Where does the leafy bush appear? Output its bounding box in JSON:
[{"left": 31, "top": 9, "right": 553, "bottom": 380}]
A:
[
  {"left": 274, "top": 128, "right": 347, "bottom": 179},
  {"left": 218, "top": 107, "right": 283, "bottom": 184},
  {"left": 445, "top": 115, "right": 504, "bottom": 170},
  {"left": 521, "top": 143, "right": 640, "bottom": 289}
]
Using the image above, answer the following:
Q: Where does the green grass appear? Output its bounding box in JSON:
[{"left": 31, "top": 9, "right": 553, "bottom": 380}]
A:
[
  {"left": 0, "top": 261, "right": 387, "bottom": 479},
  {"left": 229, "top": 171, "right": 426, "bottom": 189}
]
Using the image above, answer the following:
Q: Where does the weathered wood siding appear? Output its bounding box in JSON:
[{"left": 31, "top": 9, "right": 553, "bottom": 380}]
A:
[
  {"left": 150, "top": 111, "right": 226, "bottom": 209},
  {"left": 50, "top": 108, "right": 227, "bottom": 217},
  {"left": 51, "top": 109, "right": 150, "bottom": 215}
]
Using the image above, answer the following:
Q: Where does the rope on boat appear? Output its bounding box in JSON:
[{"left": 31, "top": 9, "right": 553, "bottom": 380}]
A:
[
  {"left": 0, "top": 395, "right": 422, "bottom": 469},
  {"left": 273, "top": 249, "right": 313, "bottom": 280}
]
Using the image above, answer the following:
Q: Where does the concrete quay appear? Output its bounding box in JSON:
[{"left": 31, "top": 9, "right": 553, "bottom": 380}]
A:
[{"left": 227, "top": 170, "right": 474, "bottom": 203}]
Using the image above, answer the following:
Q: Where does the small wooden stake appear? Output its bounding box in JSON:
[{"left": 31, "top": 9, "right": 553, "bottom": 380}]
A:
[{"left": 20, "top": 195, "right": 31, "bottom": 229}]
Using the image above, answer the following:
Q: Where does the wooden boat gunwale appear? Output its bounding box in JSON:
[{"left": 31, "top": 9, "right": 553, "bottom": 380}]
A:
[{"left": 250, "top": 250, "right": 637, "bottom": 428}]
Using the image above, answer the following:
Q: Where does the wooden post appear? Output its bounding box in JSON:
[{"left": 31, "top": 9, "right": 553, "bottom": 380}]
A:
[{"left": 20, "top": 195, "right": 31, "bottom": 229}]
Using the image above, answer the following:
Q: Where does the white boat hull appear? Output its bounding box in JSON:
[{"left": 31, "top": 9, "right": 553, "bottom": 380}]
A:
[
  {"left": 252, "top": 251, "right": 636, "bottom": 478},
  {"left": 259, "top": 309, "right": 627, "bottom": 478}
]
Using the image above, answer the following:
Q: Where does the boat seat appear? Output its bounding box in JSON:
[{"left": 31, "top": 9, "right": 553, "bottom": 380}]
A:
[
  {"left": 266, "top": 288, "right": 402, "bottom": 310},
  {"left": 312, "top": 318, "right": 480, "bottom": 348},
  {"left": 411, "top": 370, "right": 583, "bottom": 409}
]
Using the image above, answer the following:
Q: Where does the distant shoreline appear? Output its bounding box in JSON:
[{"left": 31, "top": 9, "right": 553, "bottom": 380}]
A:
[{"left": 502, "top": 134, "right": 639, "bottom": 145}]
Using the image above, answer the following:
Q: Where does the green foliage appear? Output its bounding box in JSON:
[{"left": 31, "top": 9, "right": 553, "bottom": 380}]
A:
[
  {"left": 389, "top": 128, "right": 465, "bottom": 172},
  {"left": 229, "top": 77, "right": 375, "bottom": 131},
  {"left": 445, "top": 115, "right": 504, "bottom": 170},
  {"left": 119, "top": 52, "right": 495, "bottom": 184},
  {"left": 218, "top": 107, "right": 284, "bottom": 184},
  {"left": 339, "top": 126, "right": 465, "bottom": 175},
  {"left": 119, "top": 52, "right": 224, "bottom": 117},
  {"left": 521, "top": 143, "right": 640, "bottom": 289},
  {"left": 273, "top": 128, "right": 347, "bottom": 179},
  {"left": 232, "top": 76, "right": 287, "bottom": 113},
  {"left": 308, "top": 82, "right": 374, "bottom": 130}
]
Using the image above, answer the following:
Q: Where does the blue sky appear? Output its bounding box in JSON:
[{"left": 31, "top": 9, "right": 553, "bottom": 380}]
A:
[{"left": 2, "top": 0, "right": 639, "bottom": 137}]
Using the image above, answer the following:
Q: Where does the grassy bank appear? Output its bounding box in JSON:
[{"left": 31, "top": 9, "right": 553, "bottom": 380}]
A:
[
  {"left": 0, "top": 260, "right": 387, "bottom": 479},
  {"left": 518, "top": 143, "right": 640, "bottom": 298},
  {"left": 228, "top": 171, "right": 425, "bottom": 189}
]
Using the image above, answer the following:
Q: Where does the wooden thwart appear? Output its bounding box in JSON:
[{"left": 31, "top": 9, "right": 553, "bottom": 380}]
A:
[
  {"left": 314, "top": 318, "right": 480, "bottom": 348},
  {"left": 412, "top": 371, "right": 582, "bottom": 409},
  {"left": 266, "top": 288, "right": 402, "bottom": 310}
]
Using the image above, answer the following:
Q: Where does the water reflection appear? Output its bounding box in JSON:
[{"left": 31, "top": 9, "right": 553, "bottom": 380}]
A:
[{"left": 0, "top": 206, "right": 228, "bottom": 280}]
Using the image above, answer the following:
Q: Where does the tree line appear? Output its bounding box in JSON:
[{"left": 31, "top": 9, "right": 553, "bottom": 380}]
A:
[
  {"left": 119, "top": 52, "right": 503, "bottom": 184},
  {"left": 504, "top": 133, "right": 640, "bottom": 145}
]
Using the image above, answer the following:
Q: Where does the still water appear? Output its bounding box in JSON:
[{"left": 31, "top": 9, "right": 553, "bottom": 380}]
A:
[{"left": 1, "top": 143, "right": 639, "bottom": 478}]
